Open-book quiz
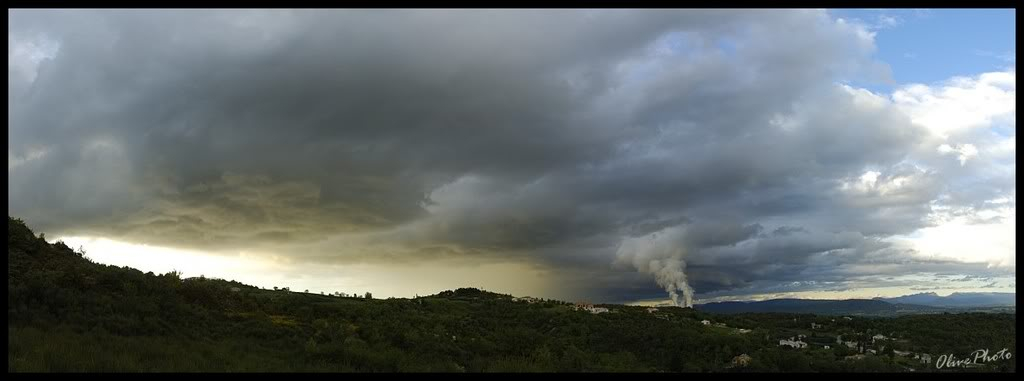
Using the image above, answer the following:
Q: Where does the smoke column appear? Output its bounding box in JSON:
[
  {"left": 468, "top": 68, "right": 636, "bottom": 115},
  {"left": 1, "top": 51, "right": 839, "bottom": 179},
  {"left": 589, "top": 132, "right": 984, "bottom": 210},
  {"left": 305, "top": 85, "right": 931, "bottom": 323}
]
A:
[{"left": 615, "top": 226, "right": 694, "bottom": 307}]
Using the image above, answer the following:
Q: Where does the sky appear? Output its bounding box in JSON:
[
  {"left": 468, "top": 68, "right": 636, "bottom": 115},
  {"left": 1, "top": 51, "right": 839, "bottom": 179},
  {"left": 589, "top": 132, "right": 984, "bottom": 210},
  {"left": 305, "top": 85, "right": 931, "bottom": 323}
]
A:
[
  {"left": 831, "top": 9, "right": 1015, "bottom": 92},
  {"left": 7, "top": 9, "right": 1016, "bottom": 305}
]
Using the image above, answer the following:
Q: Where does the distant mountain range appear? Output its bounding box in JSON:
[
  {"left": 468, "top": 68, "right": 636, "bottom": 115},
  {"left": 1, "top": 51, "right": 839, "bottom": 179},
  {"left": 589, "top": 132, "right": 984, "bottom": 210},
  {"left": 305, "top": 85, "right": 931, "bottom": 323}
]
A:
[
  {"left": 873, "top": 292, "right": 1016, "bottom": 308},
  {"left": 694, "top": 298, "right": 942, "bottom": 316},
  {"left": 694, "top": 293, "right": 1016, "bottom": 316}
]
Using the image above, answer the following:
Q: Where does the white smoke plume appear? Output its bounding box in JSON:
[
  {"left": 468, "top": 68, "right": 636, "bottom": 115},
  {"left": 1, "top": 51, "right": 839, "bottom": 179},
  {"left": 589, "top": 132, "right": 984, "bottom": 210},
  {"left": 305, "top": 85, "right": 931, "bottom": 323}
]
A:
[{"left": 615, "top": 226, "right": 695, "bottom": 307}]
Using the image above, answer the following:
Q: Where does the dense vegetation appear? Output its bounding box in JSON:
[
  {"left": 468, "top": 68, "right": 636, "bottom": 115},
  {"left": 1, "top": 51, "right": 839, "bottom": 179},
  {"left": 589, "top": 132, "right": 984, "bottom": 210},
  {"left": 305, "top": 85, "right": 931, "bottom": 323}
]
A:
[{"left": 8, "top": 217, "right": 1016, "bottom": 372}]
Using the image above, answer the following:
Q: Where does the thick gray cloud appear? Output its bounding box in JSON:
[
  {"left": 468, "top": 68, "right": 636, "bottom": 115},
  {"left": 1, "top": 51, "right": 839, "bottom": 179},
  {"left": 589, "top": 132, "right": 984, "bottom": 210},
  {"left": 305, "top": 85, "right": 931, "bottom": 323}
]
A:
[{"left": 8, "top": 9, "right": 1014, "bottom": 302}]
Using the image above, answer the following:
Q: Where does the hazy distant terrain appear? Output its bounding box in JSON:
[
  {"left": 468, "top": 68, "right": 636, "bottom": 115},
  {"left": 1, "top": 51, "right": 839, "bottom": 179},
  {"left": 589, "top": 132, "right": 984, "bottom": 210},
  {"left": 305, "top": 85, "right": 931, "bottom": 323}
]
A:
[
  {"left": 8, "top": 217, "right": 1017, "bottom": 372},
  {"left": 696, "top": 297, "right": 1015, "bottom": 316},
  {"left": 696, "top": 299, "right": 943, "bottom": 316},
  {"left": 874, "top": 292, "right": 1016, "bottom": 308}
]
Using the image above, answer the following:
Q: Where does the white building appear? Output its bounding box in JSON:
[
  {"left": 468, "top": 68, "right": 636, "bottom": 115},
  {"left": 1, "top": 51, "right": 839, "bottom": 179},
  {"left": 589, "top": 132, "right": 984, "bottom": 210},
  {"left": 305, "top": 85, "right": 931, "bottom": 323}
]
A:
[
  {"left": 810, "top": 322, "right": 822, "bottom": 329},
  {"left": 572, "top": 302, "right": 609, "bottom": 314},
  {"left": 701, "top": 320, "right": 711, "bottom": 325},
  {"left": 779, "top": 339, "right": 807, "bottom": 349},
  {"left": 872, "top": 334, "right": 888, "bottom": 343},
  {"left": 573, "top": 302, "right": 594, "bottom": 311}
]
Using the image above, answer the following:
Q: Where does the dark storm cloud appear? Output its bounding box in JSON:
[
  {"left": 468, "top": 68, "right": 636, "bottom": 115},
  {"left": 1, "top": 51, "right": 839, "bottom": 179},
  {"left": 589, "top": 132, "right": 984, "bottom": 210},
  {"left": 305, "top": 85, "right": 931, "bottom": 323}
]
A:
[{"left": 8, "top": 9, "right": 1013, "bottom": 301}]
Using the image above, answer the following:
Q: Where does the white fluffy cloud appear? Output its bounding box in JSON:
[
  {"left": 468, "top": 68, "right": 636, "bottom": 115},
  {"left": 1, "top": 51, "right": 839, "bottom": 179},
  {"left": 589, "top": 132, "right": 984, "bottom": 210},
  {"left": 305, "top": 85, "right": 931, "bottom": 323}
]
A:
[{"left": 892, "top": 70, "right": 1015, "bottom": 140}]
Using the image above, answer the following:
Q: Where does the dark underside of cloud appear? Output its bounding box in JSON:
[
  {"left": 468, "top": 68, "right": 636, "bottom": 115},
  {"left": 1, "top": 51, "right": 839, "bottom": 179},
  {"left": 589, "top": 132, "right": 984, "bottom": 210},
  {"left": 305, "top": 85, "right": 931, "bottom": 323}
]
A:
[{"left": 8, "top": 9, "right": 1015, "bottom": 302}]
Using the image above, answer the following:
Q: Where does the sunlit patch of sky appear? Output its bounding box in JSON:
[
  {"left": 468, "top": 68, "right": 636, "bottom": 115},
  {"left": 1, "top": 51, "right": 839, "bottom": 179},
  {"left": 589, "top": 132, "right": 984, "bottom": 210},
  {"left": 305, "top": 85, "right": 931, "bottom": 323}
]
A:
[{"left": 829, "top": 9, "right": 1015, "bottom": 93}]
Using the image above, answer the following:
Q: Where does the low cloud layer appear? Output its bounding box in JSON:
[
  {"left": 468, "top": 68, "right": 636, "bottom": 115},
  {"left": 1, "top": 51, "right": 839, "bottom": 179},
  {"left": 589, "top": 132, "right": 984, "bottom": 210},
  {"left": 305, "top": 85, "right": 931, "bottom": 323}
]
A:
[{"left": 8, "top": 9, "right": 1015, "bottom": 302}]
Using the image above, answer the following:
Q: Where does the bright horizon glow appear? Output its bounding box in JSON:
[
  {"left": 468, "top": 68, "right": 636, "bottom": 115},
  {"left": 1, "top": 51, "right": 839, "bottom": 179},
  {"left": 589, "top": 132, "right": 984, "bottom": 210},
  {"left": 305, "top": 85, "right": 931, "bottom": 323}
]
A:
[{"left": 55, "top": 235, "right": 558, "bottom": 299}]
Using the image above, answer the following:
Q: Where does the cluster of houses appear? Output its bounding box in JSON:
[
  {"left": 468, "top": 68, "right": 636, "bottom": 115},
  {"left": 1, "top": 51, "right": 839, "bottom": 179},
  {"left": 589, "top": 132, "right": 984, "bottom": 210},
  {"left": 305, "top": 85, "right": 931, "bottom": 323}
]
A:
[
  {"left": 731, "top": 318, "right": 935, "bottom": 368},
  {"left": 766, "top": 322, "right": 935, "bottom": 366},
  {"left": 846, "top": 350, "right": 931, "bottom": 364},
  {"left": 833, "top": 334, "right": 932, "bottom": 363},
  {"left": 777, "top": 332, "right": 898, "bottom": 354},
  {"left": 572, "top": 302, "right": 609, "bottom": 314}
]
